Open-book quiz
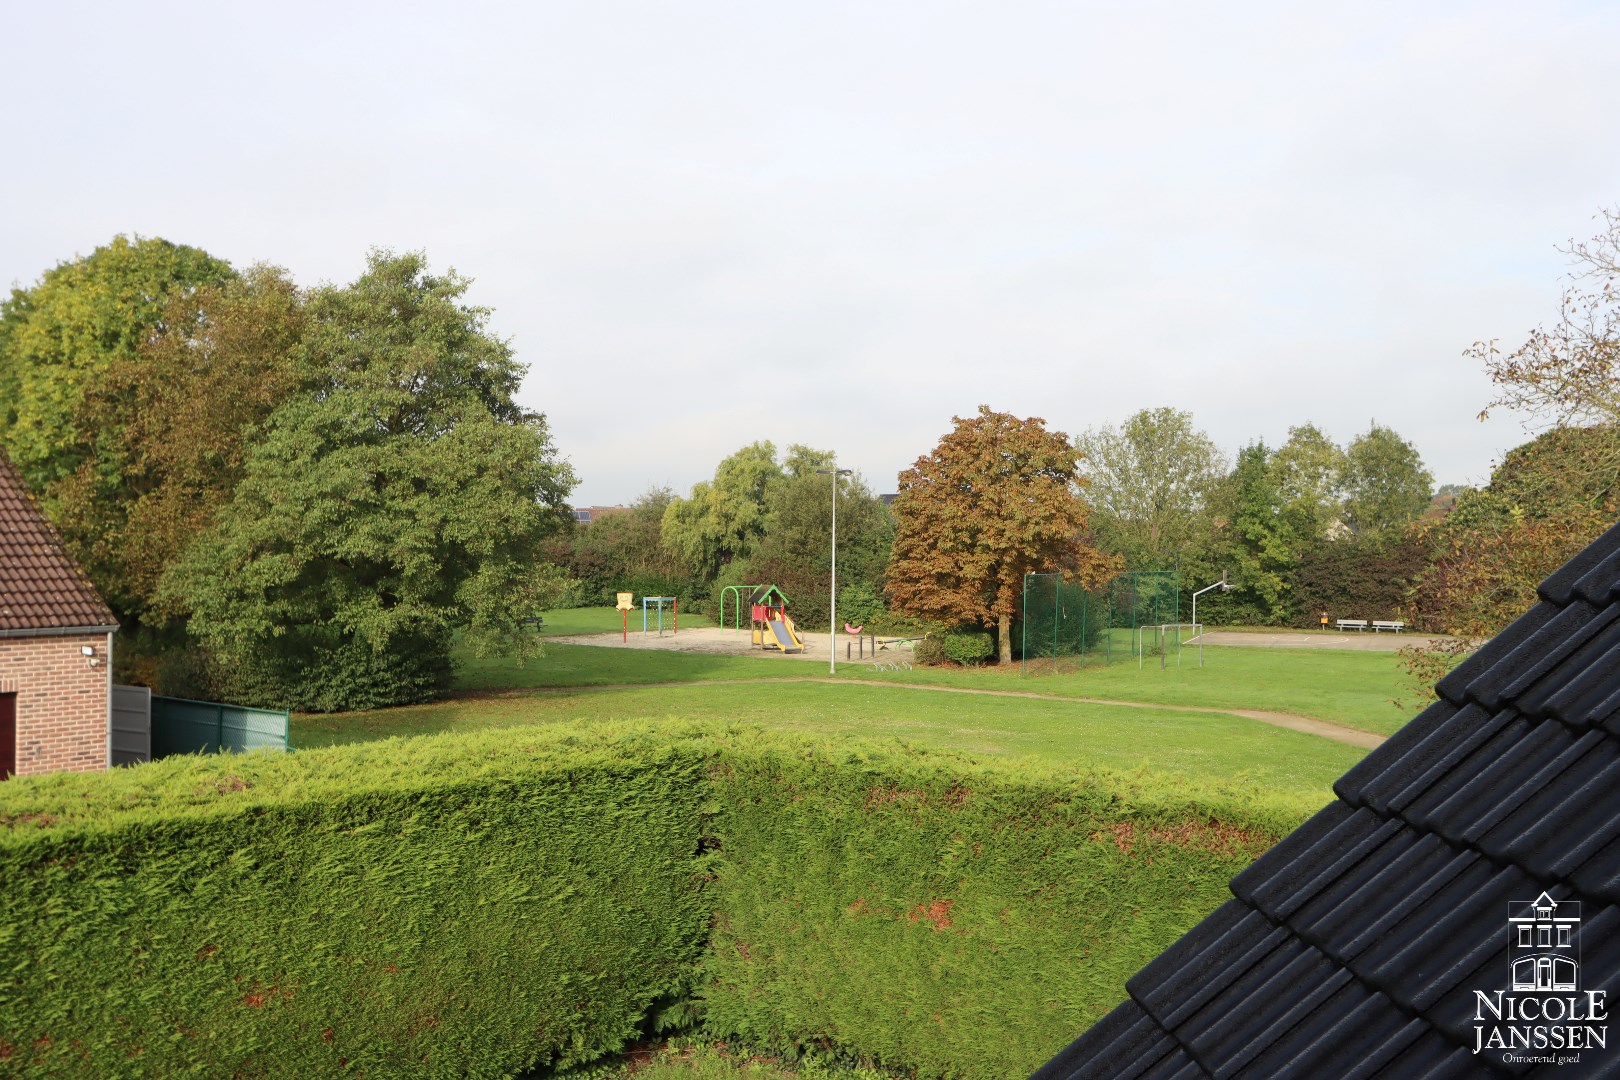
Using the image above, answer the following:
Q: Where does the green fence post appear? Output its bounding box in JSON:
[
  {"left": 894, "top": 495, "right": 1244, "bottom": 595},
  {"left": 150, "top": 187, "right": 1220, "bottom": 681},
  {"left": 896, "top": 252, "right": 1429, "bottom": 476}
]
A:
[
  {"left": 217, "top": 703, "right": 224, "bottom": 753},
  {"left": 1020, "top": 573, "right": 1028, "bottom": 677}
]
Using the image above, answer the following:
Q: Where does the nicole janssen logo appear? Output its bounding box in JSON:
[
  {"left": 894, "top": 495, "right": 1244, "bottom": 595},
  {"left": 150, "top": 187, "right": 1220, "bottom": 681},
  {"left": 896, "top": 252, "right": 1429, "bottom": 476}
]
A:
[{"left": 1474, "top": 892, "right": 1608, "bottom": 1063}]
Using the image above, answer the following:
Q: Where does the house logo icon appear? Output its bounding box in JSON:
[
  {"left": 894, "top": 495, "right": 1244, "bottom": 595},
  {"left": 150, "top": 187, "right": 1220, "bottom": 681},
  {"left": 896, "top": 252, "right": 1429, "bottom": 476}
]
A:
[{"left": 1508, "top": 891, "right": 1580, "bottom": 992}]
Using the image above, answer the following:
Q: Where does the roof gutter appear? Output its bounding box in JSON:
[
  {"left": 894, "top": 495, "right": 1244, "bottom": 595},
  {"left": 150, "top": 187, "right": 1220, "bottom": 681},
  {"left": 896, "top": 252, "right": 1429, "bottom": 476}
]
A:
[{"left": 0, "top": 624, "right": 120, "bottom": 638}]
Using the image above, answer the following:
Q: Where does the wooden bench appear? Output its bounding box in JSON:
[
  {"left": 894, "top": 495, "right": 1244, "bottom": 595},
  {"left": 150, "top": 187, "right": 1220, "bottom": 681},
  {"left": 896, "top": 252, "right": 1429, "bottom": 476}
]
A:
[
  {"left": 1335, "top": 619, "right": 1369, "bottom": 632},
  {"left": 1372, "top": 620, "right": 1405, "bottom": 633}
]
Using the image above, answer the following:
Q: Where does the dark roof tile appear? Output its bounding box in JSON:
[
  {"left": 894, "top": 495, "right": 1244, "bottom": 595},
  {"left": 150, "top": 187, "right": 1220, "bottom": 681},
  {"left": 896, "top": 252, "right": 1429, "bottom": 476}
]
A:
[
  {"left": 1481, "top": 740, "right": 1620, "bottom": 882},
  {"left": 1541, "top": 521, "right": 1620, "bottom": 605},
  {"left": 1395, "top": 713, "right": 1537, "bottom": 830},
  {"left": 1334, "top": 698, "right": 1459, "bottom": 809},
  {"left": 1172, "top": 934, "right": 1328, "bottom": 1074},
  {"left": 1137, "top": 1048, "right": 1212, "bottom": 1080},
  {"left": 1230, "top": 805, "right": 1399, "bottom": 922},
  {"left": 1570, "top": 834, "right": 1620, "bottom": 904},
  {"left": 1029, "top": 999, "right": 1197, "bottom": 1080},
  {"left": 1130, "top": 900, "right": 1286, "bottom": 1030},
  {"left": 1463, "top": 601, "right": 1608, "bottom": 713},
  {"left": 1236, "top": 984, "right": 1424, "bottom": 1080},
  {"left": 1434, "top": 599, "right": 1561, "bottom": 706},
  {"left": 1348, "top": 703, "right": 1512, "bottom": 816},
  {"left": 1403, "top": 722, "right": 1598, "bottom": 845}
]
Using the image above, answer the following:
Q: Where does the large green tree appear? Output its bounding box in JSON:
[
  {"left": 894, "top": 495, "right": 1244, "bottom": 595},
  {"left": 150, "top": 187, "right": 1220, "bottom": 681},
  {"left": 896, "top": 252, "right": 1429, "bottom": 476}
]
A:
[
  {"left": 1269, "top": 422, "right": 1346, "bottom": 541},
  {"left": 569, "top": 488, "right": 695, "bottom": 604},
  {"left": 1217, "top": 442, "right": 1297, "bottom": 625},
  {"left": 1338, "top": 422, "right": 1434, "bottom": 536},
  {"left": 888, "top": 406, "right": 1113, "bottom": 663},
  {"left": 0, "top": 235, "right": 234, "bottom": 501},
  {"left": 742, "top": 447, "right": 895, "bottom": 629},
  {"left": 1076, "top": 407, "right": 1225, "bottom": 570},
  {"left": 660, "top": 441, "right": 784, "bottom": 582},
  {"left": 164, "top": 251, "right": 576, "bottom": 711},
  {"left": 52, "top": 266, "right": 308, "bottom": 622}
]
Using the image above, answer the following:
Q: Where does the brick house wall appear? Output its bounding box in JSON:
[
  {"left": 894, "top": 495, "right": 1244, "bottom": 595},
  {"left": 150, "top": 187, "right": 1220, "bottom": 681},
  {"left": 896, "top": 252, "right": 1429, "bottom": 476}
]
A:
[{"left": 0, "top": 632, "right": 111, "bottom": 776}]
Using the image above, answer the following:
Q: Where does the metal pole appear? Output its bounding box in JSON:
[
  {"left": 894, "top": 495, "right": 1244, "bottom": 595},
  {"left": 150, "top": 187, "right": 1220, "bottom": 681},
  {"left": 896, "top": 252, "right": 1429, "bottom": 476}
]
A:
[
  {"left": 1190, "top": 575, "right": 1229, "bottom": 669},
  {"left": 817, "top": 467, "right": 852, "bottom": 675},
  {"left": 1021, "top": 573, "right": 1029, "bottom": 677}
]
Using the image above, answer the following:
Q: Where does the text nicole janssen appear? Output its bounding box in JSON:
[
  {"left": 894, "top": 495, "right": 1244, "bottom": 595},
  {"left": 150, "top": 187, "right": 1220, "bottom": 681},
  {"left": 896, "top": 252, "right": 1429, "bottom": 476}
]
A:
[{"left": 1474, "top": 991, "right": 1608, "bottom": 1054}]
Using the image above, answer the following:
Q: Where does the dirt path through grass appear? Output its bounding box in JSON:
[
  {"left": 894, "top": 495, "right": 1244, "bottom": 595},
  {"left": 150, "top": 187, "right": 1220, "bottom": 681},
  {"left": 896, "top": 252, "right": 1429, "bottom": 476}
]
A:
[{"left": 456, "top": 676, "right": 1386, "bottom": 750}]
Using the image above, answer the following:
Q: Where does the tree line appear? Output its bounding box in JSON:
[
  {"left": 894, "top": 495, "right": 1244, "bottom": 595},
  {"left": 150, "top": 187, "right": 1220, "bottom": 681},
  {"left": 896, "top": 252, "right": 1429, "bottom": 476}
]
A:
[
  {"left": 3, "top": 213, "right": 1614, "bottom": 705},
  {"left": 0, "top": 239, "right": 576, "bottom": 710}
]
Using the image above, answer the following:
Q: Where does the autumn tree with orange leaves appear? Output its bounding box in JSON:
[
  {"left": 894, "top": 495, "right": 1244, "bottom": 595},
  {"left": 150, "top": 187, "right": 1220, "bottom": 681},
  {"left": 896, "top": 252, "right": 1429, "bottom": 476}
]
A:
[{"left": 886, "top": 406, "right": 1117, "bottom": 664}]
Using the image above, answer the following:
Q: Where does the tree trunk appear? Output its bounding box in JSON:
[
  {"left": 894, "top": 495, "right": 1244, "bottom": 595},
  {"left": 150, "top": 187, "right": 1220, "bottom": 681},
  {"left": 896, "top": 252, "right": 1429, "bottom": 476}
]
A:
[{"left": 998, "top": 612, "right": 1012, "bottom": 664}]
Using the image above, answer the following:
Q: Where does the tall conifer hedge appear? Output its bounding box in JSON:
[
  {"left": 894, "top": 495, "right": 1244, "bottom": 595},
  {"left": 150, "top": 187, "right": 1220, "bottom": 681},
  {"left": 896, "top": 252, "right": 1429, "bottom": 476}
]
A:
[{"left": 0, "top": 723, "right": 1313, "bottom": 1078}]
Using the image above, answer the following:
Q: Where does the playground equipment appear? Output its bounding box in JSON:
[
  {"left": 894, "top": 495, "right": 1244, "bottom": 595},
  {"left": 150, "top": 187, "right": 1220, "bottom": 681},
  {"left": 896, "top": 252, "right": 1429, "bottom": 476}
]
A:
[
  {"left": 749, "top": 584, "right": 806, "bottom": 654},
  {"left": 846, "top": 633, "right": 918, "bottom": 661},
  {"left": 616, "top": 591, "right": 634, "bottom": 643},
  {"left": 642, "top": 595, "right": 678, "bottom": 636},
  {"left": 720, "top": 584, "right": 765, "bottom": 632}
]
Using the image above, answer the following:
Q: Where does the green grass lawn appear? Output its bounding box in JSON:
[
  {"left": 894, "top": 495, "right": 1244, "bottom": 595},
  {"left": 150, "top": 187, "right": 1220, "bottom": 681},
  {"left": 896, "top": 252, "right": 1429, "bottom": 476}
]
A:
[
  {"left": 553, "top": 1039, "right": 892, "bottom": 1079},
  {"left": 456, "top": 641, "right": 778, "bottom": 688},
  {"left": 456, "top": 609, "right": 1416, "bottom": 736},
  {"left": 846, "top": 646, "right": 1415, "bottom": 736},
  {"left": 294, "top": 681, "right": 1362, "bottom": 799}
]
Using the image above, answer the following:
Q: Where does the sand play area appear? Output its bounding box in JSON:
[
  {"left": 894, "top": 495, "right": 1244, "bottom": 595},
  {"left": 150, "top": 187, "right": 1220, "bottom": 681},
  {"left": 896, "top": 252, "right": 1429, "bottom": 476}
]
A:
[{"left": 548, "top": 625, "right": 916, "bottom": 665}]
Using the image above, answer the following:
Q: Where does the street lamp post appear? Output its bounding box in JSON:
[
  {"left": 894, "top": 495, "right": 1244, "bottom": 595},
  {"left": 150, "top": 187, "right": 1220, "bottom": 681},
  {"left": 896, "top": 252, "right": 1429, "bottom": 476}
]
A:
[{"left": 816, "top": 467, "right": 853, "bottom": 675}]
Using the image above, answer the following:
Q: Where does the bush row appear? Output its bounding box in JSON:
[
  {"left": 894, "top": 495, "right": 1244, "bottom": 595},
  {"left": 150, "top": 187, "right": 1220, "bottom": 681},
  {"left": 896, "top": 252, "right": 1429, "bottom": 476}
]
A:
[
  {"left": 0, "top": 723, "right": 1315, "bottom": 1078},
  {"left": 696, "top": 737, "right": 1304, "bottom": 1076},
  {"left": 0, "top": 727, "right": 714, "bottom": 1078}
]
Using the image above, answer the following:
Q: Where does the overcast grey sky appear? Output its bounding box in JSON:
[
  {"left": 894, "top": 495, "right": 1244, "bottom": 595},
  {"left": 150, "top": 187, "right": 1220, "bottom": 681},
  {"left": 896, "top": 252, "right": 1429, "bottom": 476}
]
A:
[{"left": 4, "top": 1, "right": 1618, "bottom": 504}]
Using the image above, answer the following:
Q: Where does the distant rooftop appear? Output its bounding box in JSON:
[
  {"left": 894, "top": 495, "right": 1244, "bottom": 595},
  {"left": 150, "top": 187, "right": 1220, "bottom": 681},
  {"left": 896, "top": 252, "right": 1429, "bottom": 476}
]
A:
[{"left": 570, "top": 504, "right": 630, "bottom": 524}]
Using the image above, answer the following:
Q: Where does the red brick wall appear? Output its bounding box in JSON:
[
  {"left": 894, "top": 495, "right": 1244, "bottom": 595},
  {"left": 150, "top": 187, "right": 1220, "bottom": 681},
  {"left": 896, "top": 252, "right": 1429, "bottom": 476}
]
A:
[{"left": 0, "top": 633, "right": 110, "bottom": 776}]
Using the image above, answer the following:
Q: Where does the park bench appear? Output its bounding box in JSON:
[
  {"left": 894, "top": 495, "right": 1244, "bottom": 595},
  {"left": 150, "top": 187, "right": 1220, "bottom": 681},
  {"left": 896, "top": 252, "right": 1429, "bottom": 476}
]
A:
[
  {"left": 1372, "top": 620, "right": 1405, "bottom": 633},
  {"left": 1335, "top": 619, "right": 1369, "bottom": 632}
]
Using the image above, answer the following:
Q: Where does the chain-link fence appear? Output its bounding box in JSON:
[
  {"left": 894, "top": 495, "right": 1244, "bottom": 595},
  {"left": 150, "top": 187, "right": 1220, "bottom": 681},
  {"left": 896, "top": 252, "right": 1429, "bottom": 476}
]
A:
[{"left": 1019, "top": 570, "right": 1186, "bottom": 675}]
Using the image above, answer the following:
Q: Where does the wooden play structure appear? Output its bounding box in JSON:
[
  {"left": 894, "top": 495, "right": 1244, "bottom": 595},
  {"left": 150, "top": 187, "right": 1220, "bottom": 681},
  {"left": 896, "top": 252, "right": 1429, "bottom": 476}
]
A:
[{"left": 749, "top": 584, "right": 806, "bottom": 654}]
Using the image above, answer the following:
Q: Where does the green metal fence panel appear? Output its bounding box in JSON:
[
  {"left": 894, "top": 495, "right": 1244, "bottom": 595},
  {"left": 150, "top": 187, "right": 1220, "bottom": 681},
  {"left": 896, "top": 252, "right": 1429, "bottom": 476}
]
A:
[
  {"left": 1020, "top": 569, "right": 1181, "bottom": 675},
  {"left": 151, "top": 696, "right": 290, "bottom": 758}
]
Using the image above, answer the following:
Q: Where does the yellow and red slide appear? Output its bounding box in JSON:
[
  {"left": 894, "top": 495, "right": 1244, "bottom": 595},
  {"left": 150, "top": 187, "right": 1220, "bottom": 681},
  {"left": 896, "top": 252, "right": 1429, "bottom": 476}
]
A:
[{"left": 767, "top": 613, "right": 806, "bottom": 653}]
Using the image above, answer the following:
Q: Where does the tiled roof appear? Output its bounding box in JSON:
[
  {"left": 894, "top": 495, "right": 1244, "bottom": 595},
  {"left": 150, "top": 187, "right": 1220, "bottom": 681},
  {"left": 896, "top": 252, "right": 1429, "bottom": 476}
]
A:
[
  {"left": 0, "top": 450, "right": 118, "bottom": 633},
  {"left": 1034, "top": 520, "right": 1620, "bottom": 1080}
]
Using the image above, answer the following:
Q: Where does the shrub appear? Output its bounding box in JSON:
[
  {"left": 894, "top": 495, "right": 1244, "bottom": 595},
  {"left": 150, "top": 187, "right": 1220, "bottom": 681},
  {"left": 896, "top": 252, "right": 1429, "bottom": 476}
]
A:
[
  {"left": 697, "top": 735, "right": 1303, "bottom": 1077},
  {"left": 941, "top": 628, "right": 995, "bottom": 665},
  {"left": 834, "top": 581, "right": 885, "bottom": 631},
  {"left": 0, "top": 723, "right": 1310, "bottom": 1079},
  {"left": 912, "top": 635, "right": 946, "bottom": 666},
  {"left": 0, "top": 725, "right": 712, "bottom": 1078},
  {"left": 223, "top": 625, "right": 458, "bottom": 712}
]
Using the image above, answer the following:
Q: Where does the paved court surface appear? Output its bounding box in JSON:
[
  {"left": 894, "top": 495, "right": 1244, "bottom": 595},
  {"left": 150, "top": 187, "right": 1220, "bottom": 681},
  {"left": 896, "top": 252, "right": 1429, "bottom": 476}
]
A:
[{"left": 1189, "top": 630, "right": 1456, "bottom": 652}]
